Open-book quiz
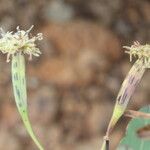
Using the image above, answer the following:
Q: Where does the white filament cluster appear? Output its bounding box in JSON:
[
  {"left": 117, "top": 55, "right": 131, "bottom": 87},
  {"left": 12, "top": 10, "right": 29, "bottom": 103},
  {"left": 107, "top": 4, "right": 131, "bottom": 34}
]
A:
[
  {"left": 0, "top": 25, "right": 43, "bottom": 62},
  {"left": 123, "top": 41, "right": 150, "bottom": 68}
]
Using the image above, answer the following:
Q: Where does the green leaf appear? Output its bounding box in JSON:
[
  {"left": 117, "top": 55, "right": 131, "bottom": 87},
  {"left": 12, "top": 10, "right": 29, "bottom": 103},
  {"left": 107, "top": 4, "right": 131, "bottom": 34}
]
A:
[
  {"left": 117, "top": 145, "right": 133, "bottom": 150},
  {"left": 11, "top": 53, "right": 44, "bottom": 150},
  {"left": 117, "top": 106, "right": 150, "bottom": 150}
]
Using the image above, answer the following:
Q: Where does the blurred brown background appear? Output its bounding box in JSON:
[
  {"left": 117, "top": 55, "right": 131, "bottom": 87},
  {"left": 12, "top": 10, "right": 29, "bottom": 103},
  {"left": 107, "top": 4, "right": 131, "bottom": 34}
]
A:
[{"left": 0, "top": 0, "right": 149, "bottom": 149}]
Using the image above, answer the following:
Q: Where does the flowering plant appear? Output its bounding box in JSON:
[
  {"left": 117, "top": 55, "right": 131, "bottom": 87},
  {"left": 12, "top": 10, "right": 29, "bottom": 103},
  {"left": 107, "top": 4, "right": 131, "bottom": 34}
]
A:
[
  {"left": 0, "top": 26, "right": 44, "bottom": 150},
  {"left": 101, "top": 41, "right": 150, "bottom": 150}
]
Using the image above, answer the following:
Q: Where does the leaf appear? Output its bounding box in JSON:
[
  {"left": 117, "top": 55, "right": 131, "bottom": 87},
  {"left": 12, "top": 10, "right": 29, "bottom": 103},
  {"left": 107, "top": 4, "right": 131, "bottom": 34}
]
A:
[
  {"left": 101, "top": 59, "right": 146, "bottom": 150},
  {"left": 117, "top": 106, "right": 150, "bottom": 150},
  {"left": 117, "top": 145, "right": 133, "bottom": 150},
  {"left": 11, "top": 53, "right": 44, "bottom": 150}
]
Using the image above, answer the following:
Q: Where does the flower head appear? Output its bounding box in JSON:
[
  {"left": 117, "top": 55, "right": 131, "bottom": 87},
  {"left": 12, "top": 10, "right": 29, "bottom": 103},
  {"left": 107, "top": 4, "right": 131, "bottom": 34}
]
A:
[
  {"left": 123, "top": 41, "right": 150, "bottom": 68},
  {"left": 0, "top": 25, "right": 43, "bottom": 62}
]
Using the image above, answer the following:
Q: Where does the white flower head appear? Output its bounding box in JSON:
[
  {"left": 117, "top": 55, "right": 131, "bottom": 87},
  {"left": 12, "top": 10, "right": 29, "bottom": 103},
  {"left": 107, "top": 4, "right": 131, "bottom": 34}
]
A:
[
  {"left": 123, "top": 41, "right": 150, "bottom": 68},
  {"left": 0, "top": 25, "right": 43, "bottom": 62}
]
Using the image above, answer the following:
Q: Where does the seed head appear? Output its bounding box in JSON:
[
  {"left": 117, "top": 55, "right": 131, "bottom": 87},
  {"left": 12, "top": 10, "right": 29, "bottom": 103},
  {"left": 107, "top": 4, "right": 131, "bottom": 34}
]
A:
[{"left": 0, "top": 25, "right": 43, "bottom": 62}]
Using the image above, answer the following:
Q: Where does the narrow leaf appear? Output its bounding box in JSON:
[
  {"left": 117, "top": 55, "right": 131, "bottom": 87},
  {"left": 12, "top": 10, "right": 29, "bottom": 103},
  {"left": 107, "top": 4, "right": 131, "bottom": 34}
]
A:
[
  {"left": 101, "top": 59, "right": 145, "bottom": 150},
  {"left": 12, "top": 53, "right": 44, "bottom": 150}
]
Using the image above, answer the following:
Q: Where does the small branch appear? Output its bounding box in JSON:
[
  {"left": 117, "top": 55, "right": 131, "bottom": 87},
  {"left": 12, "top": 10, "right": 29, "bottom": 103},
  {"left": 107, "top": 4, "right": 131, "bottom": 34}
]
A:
[
  {"left": 124, "top": 110, "right": 150, "bottom": 119},
  {"left": 102, "top": 136, "right": 109, "bottom": 150},
  {"left": 106, "top": 139, "right": 109, "bottom": 150}
]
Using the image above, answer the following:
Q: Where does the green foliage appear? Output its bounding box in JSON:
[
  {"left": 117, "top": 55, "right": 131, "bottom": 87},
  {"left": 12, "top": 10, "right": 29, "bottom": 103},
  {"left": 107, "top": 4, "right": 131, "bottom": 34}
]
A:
[
  {"left": 117, "top": 106, "right": 150, "bottom": 150},
  {"left": 117, "top": 145, "right": 133, "bottom": 150}
]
